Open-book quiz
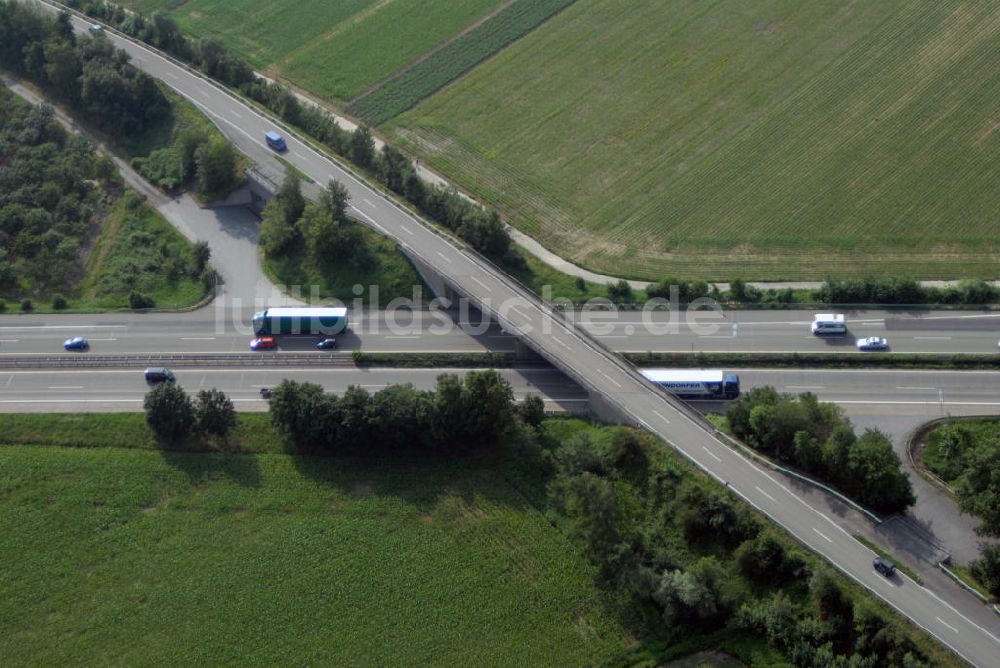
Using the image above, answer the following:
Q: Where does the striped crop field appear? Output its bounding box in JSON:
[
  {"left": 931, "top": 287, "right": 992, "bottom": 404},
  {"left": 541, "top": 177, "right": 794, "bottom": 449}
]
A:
[
  {"left": 0, "top": 445, "right": 629, "bottom": 664},
  {"left": 121, "top": 0, "right": 510, "bottom": 102},
  {"left": 347, "top": 0, "right": 578, "bottom": 126},
  {"left": 387, "top": 0, "right": 1000, "bottom": 280}
]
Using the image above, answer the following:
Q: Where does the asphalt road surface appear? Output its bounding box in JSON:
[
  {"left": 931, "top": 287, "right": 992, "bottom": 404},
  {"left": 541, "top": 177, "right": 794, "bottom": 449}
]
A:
[
  {"left": 2, "top": 308, "right": 999, "bottom": 357},
  {"left": 0, "top": 367, "right": 585, "bottom": 413},
  {"left": 24, "top": 4, "right": 1000, "bottom": 664}
]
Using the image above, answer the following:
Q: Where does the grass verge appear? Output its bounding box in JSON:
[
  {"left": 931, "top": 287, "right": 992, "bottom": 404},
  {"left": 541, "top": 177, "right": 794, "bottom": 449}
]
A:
[{"left": 943, "top": 562, "right": 993, "bottom": 602}]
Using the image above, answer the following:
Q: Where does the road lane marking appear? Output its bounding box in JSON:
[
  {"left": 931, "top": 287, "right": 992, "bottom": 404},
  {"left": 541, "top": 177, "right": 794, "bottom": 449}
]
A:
[
  {"left": 198, "top": 89, "right": 211, "bottom": 99},
  {"left": 552, "top": 336, "right": 572, "bottom": 351},
  {"left": 754, "top": 486, "right": 776, "bottom": 502},
  {"left": 0, "top": 339, "right": 19, "bottom": 342},
  {"left": 0, "top": 325, "right": 125, "bottom": 330},
  {"left": 914, "top": 336, "right": 952, "bottom": 340},
  {"left": 399, "top": 225, "right": 414, "bottom": 235},
  {"left": 48, "top": 386, "right": 83, "bottom": 390},
  {"left": 89, "top": 338, "right": 117, "bottom": 341},
  {"left": 165, "top": 71, "right": 178, "bottom": 80},
  {"left": 936, "top": 617, "right": 959, "bottom": 634},
  {"left": 436, "top": 251, "right": 453, "bottom": 264},
  {"left": 227, "top": 108, "right": 241, "bottom": 119},
  {"left": 786, "top": 385, "right": 825, "bottom": 390},
  {"left": 181, "top": 337, "right": 217, "bottom": 340},
  {"left": 652, "top": 409, "right": 670, "bottom": 424},
  {"left": 386, "top": 336, "right": 419, "bottom": 339},
  {"left": 896, "top": 386, "right": 935, "bottom": 391},
  {"left": 597, "top": 370, "right": 622, "bottom": 388},
  {"left": 812, "top": 528, "right": 834, "bottom": 543},
  {"left": 470, "top": 276, "right": 492, "bottom": 292},
  {"left": 701, "top": 446, "right": 721, "bottom": 462},
  {"left": 364, "top": 198, "right": 376, "bottom": 208},
  {"left": 293, "top": 150, "right": 308, "bottom": 161}
]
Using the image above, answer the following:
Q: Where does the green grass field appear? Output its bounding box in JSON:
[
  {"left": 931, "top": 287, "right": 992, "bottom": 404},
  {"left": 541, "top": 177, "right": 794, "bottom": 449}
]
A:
[
  {"left": 388, "top": 0, "right": 1000, "bottom": 280},
  {"left": 0, "top": 443, "right": 629, "bottom": 664}
]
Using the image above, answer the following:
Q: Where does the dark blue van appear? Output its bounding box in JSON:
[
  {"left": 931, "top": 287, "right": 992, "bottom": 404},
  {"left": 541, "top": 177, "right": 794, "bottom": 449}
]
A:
[{"left": 265, "top": 131, "right": 287, "bottom": 152}]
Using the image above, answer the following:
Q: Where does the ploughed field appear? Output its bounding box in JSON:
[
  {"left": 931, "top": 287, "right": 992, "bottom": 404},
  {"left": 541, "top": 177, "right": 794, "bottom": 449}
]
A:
[{"left": 0, "top": 444, "right": 627, "bottom": 664}]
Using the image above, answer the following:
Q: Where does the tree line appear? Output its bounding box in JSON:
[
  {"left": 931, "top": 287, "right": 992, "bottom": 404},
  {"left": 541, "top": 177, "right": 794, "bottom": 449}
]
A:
[
  {"left": 603, "top": 275, "right": 1000, "bottom": 308},
  {"left": 726, "top": 387, "right": 915, "bottom": 514},
  {"left": 69, "top": 1, "right": 513, "bottom": 260},
  {"left": 268, "top": 370, "right": 543, "bottom": 454}
]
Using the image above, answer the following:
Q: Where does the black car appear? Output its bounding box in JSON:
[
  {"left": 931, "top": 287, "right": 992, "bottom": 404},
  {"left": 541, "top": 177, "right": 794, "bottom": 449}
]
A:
[
  {"left": 873, "top": 556, "right": 896, "bottom": 577},
  {"left": 315, "top": 338, "right": 337, "bottom": 350}
]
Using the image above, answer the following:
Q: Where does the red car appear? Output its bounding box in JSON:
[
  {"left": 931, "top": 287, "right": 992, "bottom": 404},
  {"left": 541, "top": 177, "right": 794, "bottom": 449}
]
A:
[{"left": 250, "top": 336, "right": 276, "bottom": 351}]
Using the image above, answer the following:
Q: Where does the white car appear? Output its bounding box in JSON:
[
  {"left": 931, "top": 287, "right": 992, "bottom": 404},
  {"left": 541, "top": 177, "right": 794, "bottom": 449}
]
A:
[{"left": 856, "top": 336, "right": 888, "bottom": 351}]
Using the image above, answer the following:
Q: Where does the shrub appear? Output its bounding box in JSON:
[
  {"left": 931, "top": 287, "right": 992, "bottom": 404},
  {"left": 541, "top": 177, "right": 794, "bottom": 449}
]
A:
[
  {"left": 607, "top": 279, "right": 632, "bottom": 302},
  {"left": 0, "top": 300, "right": 6, "bottom": 313},
  {"left": 144, "top": 383, "right": 194, "bottom": 443},
  {"left": 128, "top": 291, "right": 155, "bottom": 309},
  {"left": 194, "top": 388, "right": 237, "bottom": 438},
  {"left": 20, "top": 299, "right": 33, "bottom": 312},
  {"left": 51, "top": 294, "right": 68, "bottom": 310}
]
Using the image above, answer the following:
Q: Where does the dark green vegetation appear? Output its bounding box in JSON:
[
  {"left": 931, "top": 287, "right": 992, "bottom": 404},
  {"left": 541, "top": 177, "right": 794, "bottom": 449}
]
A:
[
  {"left": 1, "top": 2, "right": 241, "bottom": 200},
  {"left": 923, "top": 419, "right": 1000, "bottom": 597},
  {"left": 524, "top": 419, "right": 948, "bottom": 666},
  {"left": 143, "top": 384, "right": 237, "bottom": 442},
  {"left": 0, "top": 402, "right": 957, "bottom": 665},
  {"left": 347, "top": 0, "right": 579, "bottom": 125},
  {"left": 390, "top": 0, "right": 1000, "bottom": 280},
  {"left": 1, "top": 3, "right": 166, "bottom": 135},
  {"left": 0, "top": 86, "right": 208, "bottom": 310},
  {"left": 726, "top": 388, "right": 915, "bottom": 514},
  {"left": 259, "top": 172, "right": 426, "bottom": 308}
]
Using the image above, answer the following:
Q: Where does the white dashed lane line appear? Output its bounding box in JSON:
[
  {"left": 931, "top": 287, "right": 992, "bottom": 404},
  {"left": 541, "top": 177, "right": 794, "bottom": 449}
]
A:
[{"left": 812, "top": 528, "right": 834, "bottom": 543}]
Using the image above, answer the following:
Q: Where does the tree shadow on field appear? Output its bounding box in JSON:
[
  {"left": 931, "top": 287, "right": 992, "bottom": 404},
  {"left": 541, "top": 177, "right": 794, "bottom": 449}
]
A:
[
  {"left": 285, "top": 438, "right": 536, "bottom": 519},
  {"left": 158, "top": 447, "right": 263, "bottom": 489}
]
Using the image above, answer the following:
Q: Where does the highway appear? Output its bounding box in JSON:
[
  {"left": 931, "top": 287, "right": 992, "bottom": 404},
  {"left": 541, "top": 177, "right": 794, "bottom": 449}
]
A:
[
  {"left": 0, "top": 367, "right": 586, "bottom": 413},
  {"left": 24, "top": 4, "right": 1000, "bottom": 664},
  {"left": 1, "top": 308, "right": 998, "bottom": 356}
]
